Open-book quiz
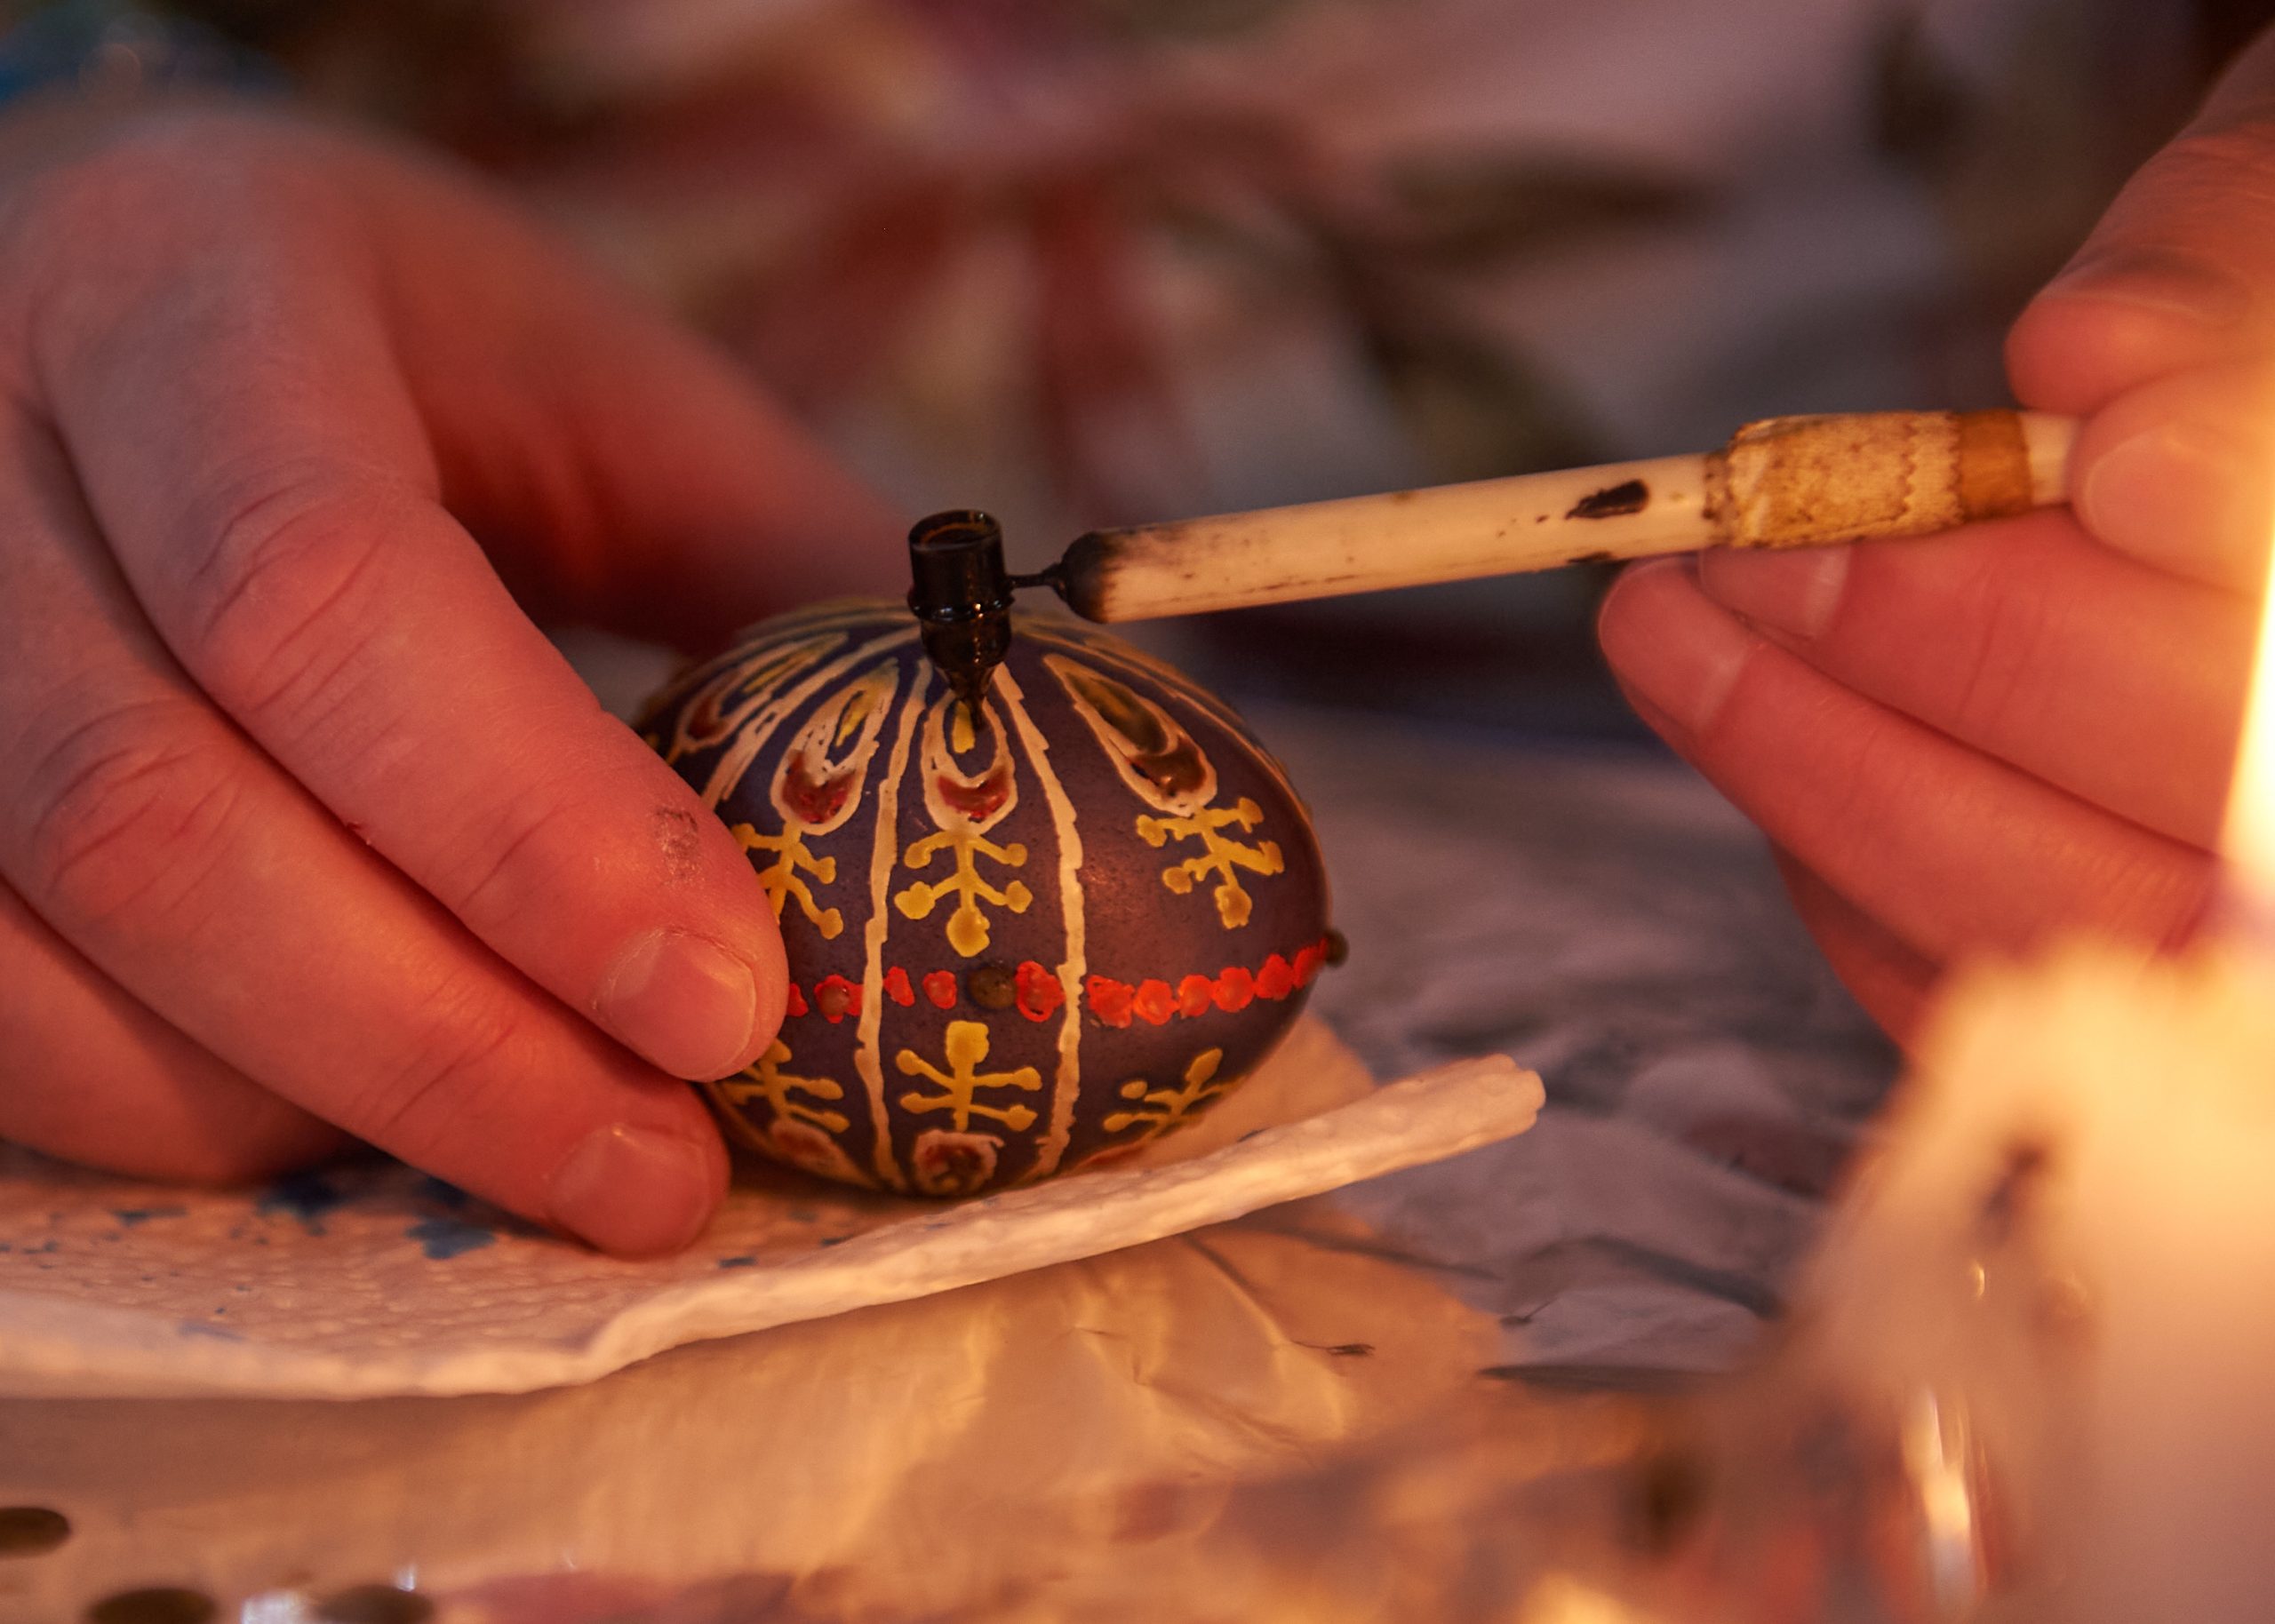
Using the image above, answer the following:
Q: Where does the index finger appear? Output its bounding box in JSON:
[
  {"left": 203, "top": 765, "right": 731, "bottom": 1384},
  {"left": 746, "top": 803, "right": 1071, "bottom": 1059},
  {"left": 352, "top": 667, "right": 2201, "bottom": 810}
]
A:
[
  {"left": 2008, "top": 28, "right": 2275, "bottom": 415},
  {"left": 23, "top": 139, "right": 789, "bottom": 1087}
]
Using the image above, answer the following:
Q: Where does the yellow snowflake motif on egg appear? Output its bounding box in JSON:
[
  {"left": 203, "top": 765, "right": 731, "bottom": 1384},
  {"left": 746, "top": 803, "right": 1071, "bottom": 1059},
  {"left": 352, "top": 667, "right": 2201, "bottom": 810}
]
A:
[
  {"left": 734, "top": 668, "right": 896, "bottom": 940},
  {"left": 894, "top": 697, "right": 1032, "bottom": 956},
  {"left": 1048, "top": 655, "right": 1281, "bottom": 928},
  {"left": 1104, "top": 1048, "right": 1229, "bottom": 1144},
  {"left": 895, "top": 1020, "right": 1043, "bottom": 1133}
]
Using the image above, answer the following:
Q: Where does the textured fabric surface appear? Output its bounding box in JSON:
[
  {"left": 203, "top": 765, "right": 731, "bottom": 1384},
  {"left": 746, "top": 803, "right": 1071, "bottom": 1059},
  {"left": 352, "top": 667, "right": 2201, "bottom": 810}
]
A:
[{"left": 1277, "top": 705, "right": 1900, "bottom": 1380}]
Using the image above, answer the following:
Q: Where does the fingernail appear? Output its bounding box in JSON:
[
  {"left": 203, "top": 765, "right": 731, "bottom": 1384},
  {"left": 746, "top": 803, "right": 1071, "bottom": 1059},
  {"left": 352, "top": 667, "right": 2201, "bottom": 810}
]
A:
[
  {"left": 598, "top": 930, "right": 758, "bottom": 1080},
  {"left": 2078, "top": 420, "right": 2267, "bottom": 580},
  {"left": 1597, "top": 558, "right": 1759, "bottom": 736},
  {"left": 2043, "top": 247, "right": 2253, "bottom": 328},
  {"left": 547, "top": 1124, "right": 717, "bottom": 1256},
  {"left": 1698, "top": 545, "right": 1850, "bottom": 641}
]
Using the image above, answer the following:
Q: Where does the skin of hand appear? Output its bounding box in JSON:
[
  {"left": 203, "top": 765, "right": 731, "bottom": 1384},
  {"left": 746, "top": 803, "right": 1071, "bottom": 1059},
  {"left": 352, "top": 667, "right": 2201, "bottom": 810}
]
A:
[
  {"left": 1599, "top": 30, "right": 2275, "bottom": 1044},
  {"left": 0, "top": 97, "right": 899, "bottom": 1255}
]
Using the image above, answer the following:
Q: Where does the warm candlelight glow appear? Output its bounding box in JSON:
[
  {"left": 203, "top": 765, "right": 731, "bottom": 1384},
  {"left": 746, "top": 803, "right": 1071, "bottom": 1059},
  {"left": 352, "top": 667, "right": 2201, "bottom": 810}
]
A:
[
  {"left": 2222, "top": 538, "right": 2275, "bottom": 898},
  {"left": 1902, "top": 1388, "right": 1984, "bottom": 1613},
  {"left": 1519, "top": 1575, "right": 1656, "bottom": 1624}
]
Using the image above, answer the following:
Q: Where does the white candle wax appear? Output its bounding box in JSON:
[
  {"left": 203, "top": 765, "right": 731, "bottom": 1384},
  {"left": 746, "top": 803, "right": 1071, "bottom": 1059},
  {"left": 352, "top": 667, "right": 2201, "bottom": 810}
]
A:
[{"left": 1800, "top": 943, "right": 2275, "bottom": 1620}]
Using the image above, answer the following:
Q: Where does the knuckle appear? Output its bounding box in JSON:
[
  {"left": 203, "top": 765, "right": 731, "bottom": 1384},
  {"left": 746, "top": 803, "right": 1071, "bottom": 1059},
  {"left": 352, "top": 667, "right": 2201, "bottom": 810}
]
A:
[
  {"left": 1811, "top": 717, "right": 1899, "bottom": 860},
  {"left": 443, "top": 792, "right": 594, "bottom": 930},
  {"left": 0, "top": 112, "right": 288, "bottom": 338},
  {"left": 354, "top": 981, "right": 530, "bottom": 1159},
  {"left": 1762, "top": 690, "right": 1913, "bottom": 886},
  {"left": 1, "top": 121, "right": 199, "bottom": 260},
  {"left": 0, "top": 106, "right": 330, "bottom": 244},
  {"left": 14, "top": 692, "right": 238, "bottom": 927},
  {"left": 1944, "top": 560, "right": 2053, "bottom": 745},
  {"left": 172, "top": 466, "right": 412, "bottom": 732}
]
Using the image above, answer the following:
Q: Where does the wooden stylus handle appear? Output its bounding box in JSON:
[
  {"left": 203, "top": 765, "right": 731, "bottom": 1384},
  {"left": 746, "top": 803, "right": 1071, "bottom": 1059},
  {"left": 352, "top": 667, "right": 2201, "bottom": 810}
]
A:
[{"left": 1056, "top": 410, "right": 2078, "bottom": 624}]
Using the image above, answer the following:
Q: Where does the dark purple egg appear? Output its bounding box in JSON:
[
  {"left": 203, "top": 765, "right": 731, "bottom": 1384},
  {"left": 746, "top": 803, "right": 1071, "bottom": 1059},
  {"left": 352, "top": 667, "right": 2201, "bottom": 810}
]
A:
[{"left": 638, "top": 601, "right": 1335, "bottom": 1196}]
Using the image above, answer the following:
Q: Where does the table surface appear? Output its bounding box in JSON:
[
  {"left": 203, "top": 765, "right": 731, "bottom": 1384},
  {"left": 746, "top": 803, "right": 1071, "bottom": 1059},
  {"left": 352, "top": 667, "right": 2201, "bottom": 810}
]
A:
[{"left": 0, "top": 699, "right": 1900, "bottom": 1624}]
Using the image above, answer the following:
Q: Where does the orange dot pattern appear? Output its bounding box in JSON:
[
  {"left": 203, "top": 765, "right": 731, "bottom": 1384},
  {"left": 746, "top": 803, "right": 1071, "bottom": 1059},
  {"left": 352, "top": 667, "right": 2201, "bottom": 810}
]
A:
[{"left": 779, "top": 935, "right": 1333, "bottom": 1029}]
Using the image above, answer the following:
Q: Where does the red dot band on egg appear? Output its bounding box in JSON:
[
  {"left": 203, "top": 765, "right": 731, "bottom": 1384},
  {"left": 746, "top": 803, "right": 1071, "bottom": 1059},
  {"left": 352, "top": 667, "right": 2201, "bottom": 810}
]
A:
[{"left": 781, "top": 935, "right": 1335, "bottom": 1030}]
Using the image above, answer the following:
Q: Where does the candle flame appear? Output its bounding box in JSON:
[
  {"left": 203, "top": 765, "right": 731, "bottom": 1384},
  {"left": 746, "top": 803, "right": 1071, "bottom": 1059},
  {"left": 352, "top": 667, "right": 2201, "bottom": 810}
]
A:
[
  {"left": 2223, "top": 556, "right": 2275, "bottom": 903},
  {"left": 1903, "top": 1389, "right": 1987, "bottom": 1614}
]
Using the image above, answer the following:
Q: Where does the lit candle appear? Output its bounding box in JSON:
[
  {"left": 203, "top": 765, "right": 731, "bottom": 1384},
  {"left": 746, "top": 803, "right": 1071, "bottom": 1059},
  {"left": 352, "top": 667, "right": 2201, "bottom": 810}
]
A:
[{"left": 1782, "top": 495, "right": 2275, "bottom": 1620}]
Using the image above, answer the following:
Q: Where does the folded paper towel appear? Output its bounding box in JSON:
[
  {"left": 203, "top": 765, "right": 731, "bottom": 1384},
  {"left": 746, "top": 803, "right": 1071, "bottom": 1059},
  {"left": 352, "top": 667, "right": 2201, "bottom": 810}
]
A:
[{"left": 0, "top": 1019, "right": 1540, "bottom": 1398}]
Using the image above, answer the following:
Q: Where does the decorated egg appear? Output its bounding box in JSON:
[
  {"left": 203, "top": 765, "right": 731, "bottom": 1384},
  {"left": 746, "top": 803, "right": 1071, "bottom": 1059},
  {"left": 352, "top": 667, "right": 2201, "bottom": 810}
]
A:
[{"left": 638, "top": 599, "right": 1334, "bottom": 1196}]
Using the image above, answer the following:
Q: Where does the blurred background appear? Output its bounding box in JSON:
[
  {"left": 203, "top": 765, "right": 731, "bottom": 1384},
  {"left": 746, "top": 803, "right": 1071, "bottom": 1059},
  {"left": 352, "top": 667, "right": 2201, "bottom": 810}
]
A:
[{"left": 10, "top": 0, "right": 2255, "bottom": 728}]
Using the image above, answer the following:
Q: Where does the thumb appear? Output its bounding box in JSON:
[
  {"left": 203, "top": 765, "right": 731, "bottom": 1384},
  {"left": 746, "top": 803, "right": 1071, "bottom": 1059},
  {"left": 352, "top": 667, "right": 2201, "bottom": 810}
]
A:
[{"left": 2008, "top": 26, "right": 2275, "bottom": 417}]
